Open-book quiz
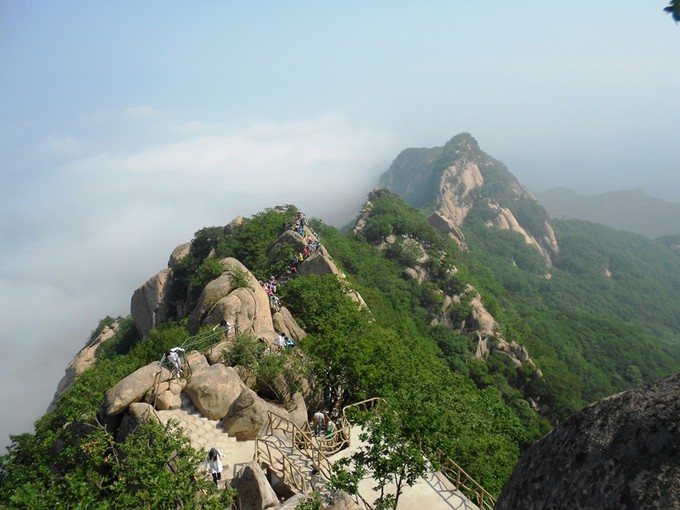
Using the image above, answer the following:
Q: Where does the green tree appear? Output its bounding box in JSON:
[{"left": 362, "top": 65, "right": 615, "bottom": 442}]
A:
[{"left": 329, "top": 408, "right": 427, "bottom": 510}]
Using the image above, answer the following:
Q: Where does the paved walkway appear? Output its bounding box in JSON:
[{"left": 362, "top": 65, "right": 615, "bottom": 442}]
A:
[
  {"left": 329, "top": 426, "right": 480, "bottom": 510},
  {"left": 155, "top": 392, "right": 255, "bottom": 484},
  {"left": 155, "top": 394, "right": 480, "bottom": 509}
]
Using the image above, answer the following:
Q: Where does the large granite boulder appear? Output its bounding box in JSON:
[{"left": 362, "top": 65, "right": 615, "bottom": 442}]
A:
[
  {"left": 286, "top": 392, "right": 308, "bottom": 430},
  {"left": 224, "top": 215, "right": 244, "bottom": 234},
  {"left": 48, "top": 322, "right": 119, "bottom": 412},
  {"left": 222, "top": 388, "right": 272, "bottom": 438},
  {"left": 116, "top": 402, "right": 160, "bottom": 442},
  {"left": 184, "top": 364, "right": 245, "bottom": 420},
  {"left": 168, "top": 242, "right": 190, "bottom": 269},
  {"left": 184, "top": 351, "right": 211, "bottom": 376},
  {"left": 130, "top": 268, "right": 173, "bottom": 339},
  {"left": 298, "top": 252, "right": 339, "bottom": 277},
  {"left": 267, "top": 230, "right": 307, "bottom": 261},
  {"left": 205, "top": 339, "right": 230, "bottom": 365},
  {"left": 222, "top": 387, "right": 297, "bottom": 439},
  {"left": 272, "top": 307, "right": 306, "bottom": 343},
  {"left": 495, "top": 372, "right": 680, "bottom": 509},
  {"left": 187, "top": 258, "right": 274, "bottom": 336},
  {"left": 100, "top": 363, "right": 172, "bottom": 417},
  {"left": 230, "top": 461, "right": 279, "bottom": 510}
]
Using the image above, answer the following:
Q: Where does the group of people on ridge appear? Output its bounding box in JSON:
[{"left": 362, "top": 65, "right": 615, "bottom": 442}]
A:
[{"left": 153, "top": 210, "right": 334, "bottom": 485}]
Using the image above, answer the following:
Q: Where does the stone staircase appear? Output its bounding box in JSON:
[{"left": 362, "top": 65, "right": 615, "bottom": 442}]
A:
[
  {"left": 153, "top": 393, "right": 489, "bottom": 509},
  {"left": 155, "top": 392, "right": 255, "bottom": 485},
  {"left": 257, "top": 434, "right": 331, "bottom": 495}
]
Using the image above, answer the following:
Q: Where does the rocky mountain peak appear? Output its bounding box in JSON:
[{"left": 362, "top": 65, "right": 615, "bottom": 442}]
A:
[
  {"left": 441, "top": 132, "right": 481, "bottom": 160},
  {"left": 379, "top": 133, "right": 559, "bottom": 264}
]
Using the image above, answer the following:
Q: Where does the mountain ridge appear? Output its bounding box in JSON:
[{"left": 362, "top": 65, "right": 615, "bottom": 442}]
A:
[
  {"left": 4, "top": 133, "right": 680, "bottom": 508},
  {"left": 535, "top": 186, "right": 680, "bottom": 238},
  {"left": 380, "top": 133, "right": 559, "bottom": 264}
]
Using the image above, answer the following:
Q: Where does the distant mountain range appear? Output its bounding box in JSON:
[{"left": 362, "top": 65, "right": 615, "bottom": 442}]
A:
[{"left": 534, "top": 187, "right": 680, "bottom": 238}]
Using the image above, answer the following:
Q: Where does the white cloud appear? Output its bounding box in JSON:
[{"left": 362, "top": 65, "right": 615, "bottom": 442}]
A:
[{"left": 43, "top": 135, "right": 81, "bottom": 156}]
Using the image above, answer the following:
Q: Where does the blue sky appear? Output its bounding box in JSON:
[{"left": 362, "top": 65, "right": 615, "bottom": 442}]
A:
[{"left": 1, "top": 2, "right": 678, "bottom": 447}]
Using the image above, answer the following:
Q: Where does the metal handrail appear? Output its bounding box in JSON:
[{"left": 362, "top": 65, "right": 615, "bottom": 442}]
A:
[
  {"left": 180, "top": 328, "right": 223, "bottom": 353},
  {"left": 317, "top": 397, "right": 385, "bottom": 456},
  {"left": 265, "top": 411, "right": 333, "bottom": 481},
  {"left": 335, "top": 398, "right": 496, "bottom": 509},
  {"left": 432, "top": 448, "right": 496, "bottom": 510},
  {"left": 255, "top": 438, "right": 309, "bottom": 493}
]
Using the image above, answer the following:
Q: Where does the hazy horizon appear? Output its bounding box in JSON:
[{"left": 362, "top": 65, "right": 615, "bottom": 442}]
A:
[{"left": 2, "top": 2, "right": 679, "bottom": 449}]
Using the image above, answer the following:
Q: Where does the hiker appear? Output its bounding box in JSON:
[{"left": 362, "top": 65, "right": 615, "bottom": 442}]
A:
[
  {"left": 274, "top": 332, "right": 287, "bottom": 352},
  {"left": 159, "top": 347, "right": 185, "bottom": 378},
  {"left": 325, "top": 419, "right": 336, "bottom": 438},
  {"left": 221, "top": 319, "right": 232, "bottom": 338},
  {"left": 212, "top": 319, "right": 231, "bottom": 340},
  {"left": 269, "top": 293, "right": 281, "bottom": 311},
  {"left": 313, "top": 410, "right": 326, "bottom": 436},
  {"left": 206, "top": 447, "right": 224, "bottom": 485}
]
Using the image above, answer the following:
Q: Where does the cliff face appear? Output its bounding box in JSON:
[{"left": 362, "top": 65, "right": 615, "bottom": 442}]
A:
[
  {"left": 380, "top": 133, "right": 559, "bottom": 264},
  {"left": 376, "top": 134, "right": 554, "bottom": 369},
  {"left": 496, "top": 372, "right": 680, "bottom": 509},
  {"left": 352, "top": 192, "right": 538, "bottom": 371}
]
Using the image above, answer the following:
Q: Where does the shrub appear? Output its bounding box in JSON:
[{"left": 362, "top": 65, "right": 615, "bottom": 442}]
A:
[
  {"left": 223, "top": 333, "right": 265, "bottom": 369},
  {"left": 229, "top": 266, "right": 252, "bottom": 290}
]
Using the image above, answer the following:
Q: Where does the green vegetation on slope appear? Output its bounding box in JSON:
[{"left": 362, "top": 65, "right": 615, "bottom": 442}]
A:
[
  {"left": 0, "top": 320, "right": 235, "bottom": 509},
  {"left": 461, "top": 205, "right": 680, "bottom": 416},
  {"left": 5, "top": 190, "right": 678, "bottom": 505}
]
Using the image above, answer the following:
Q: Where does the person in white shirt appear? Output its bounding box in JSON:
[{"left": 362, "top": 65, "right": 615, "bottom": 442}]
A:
[
  {"left": 313, "top": 411, "right": 326, "bottom": 436},
  {"left": 274, "top": 332, "right": 287, "bottom": 352},
  {"left": 206, "top": 447, "right": 224, "bottom": 485},
  {"left": 159, "top": 347, "right": 185, "bottom": 378}
]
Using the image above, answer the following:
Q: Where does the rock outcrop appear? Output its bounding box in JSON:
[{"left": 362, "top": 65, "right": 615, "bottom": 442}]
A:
[
  {"left": 427, "top": 210, "right": 467, "bottom": 249},
  {"left": 184, "top": 365, "right": 246, "bottom": 420},
  {"left": 376, "top": 135, "right": 552, "bottom": 372},
  {"left": 495, "top": 372, "right": 680, "bottom": 509},
  {"left": 187, "top": 257, "right": 275, "bottom": 336},
  {"left": 379, "top": 133, "right": 559, "bottom": 264},
  {"left": 168, "top": 242, "right": 191, "bottom": 269},
  {"left": 221, "top": 387, "right": 301, "bottom": 439},
  {"left": 272, "top": 307, "right": 307, "bottom": 343},
  {"left": 298, "top": 252, "right": 340, "bottom": 277},
  {"left": 130, "top": 268, "right": 174, "bottom": 339},
  {"left": 230, "top": 461, "right": 279, "bottom": 510},
  {"left": 100, "top": 363, "right": 172, "bottom": 417},
  {"left": 116, "top": 402, "right": 160, "bottom": 442},
  {"left": 48, "top": 322, "right": 119, "bottom": 412}
]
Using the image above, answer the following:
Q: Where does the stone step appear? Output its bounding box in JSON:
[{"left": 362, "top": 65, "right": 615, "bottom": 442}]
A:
[{"left": 155, "top": 392, "right": 254, "bottom": 481}]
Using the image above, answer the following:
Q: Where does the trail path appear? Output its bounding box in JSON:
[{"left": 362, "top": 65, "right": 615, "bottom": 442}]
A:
[
  {"left": 328, "top": 426, "right": 481, "bottom": 510},
  {"left": 156, "top": 393, "right": 255, "bottom": 486}
]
